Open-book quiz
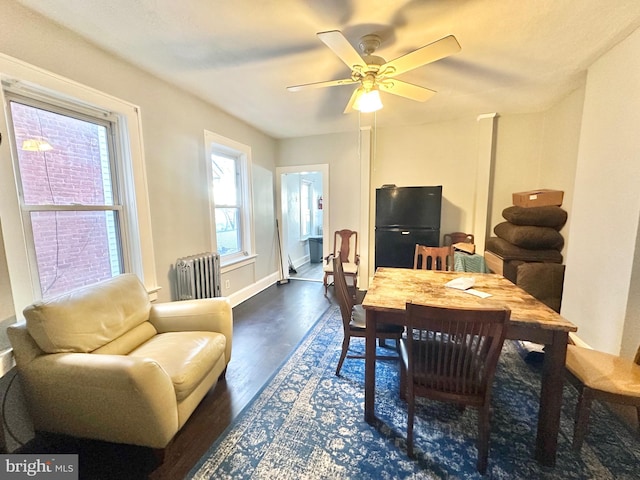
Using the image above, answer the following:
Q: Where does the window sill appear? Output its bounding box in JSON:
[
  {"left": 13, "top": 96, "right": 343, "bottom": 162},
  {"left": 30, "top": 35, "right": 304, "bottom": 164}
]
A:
[{"left": 220, "top": 253, "right": 257, "bottom": 273}]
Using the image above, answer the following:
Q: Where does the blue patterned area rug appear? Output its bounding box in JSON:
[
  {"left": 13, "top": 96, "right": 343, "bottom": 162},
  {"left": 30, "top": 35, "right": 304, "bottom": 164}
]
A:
[{"left": 189, "top": 306, "right": 639, "bottom": 479}]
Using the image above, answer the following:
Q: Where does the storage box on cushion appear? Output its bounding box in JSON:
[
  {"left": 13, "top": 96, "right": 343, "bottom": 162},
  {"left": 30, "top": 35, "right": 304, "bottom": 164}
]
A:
[
  {"left": 8, "top": 273, "right": 232, "bottom": 450},
  {"left": 512, "top": 189, "right": 564, "bottom": 208}
]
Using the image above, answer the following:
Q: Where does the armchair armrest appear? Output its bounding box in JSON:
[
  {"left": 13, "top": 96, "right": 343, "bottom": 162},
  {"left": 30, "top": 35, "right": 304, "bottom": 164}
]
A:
[
  {"left": 149, "top": 297, "right": 233, "bottom": 362},
  {"left": 20, "top": 353, "right": 178, "bottom": 448},
  {"left": 325, "top": 253, "right": 335, "bottom": 265}
]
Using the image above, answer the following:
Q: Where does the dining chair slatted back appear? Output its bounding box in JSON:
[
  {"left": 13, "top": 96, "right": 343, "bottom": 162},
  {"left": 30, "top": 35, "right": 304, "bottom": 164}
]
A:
[
  {"left": 413, "top": 244, "right": 454, "bottom": 271},
  {"left": 400, "top": 301, "right": 510, "bottom": 474},
  {"left": 565, "top": 342, "right": 640, "bottom": 451},
  {"left": 333, "top": 254, "right": 403, "bottom": 376}
]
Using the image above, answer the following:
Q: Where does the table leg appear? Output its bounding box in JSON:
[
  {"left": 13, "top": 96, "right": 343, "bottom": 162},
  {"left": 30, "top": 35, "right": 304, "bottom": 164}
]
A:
[
  {"left": 535, "top": 330, "right": 569, "bottom": 466},
  {"left": 364, "top": 309, "right": 376, "bottom": 423}
]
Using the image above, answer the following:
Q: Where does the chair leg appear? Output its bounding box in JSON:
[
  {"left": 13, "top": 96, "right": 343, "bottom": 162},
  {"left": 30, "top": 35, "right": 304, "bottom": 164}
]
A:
[
  {"left": 335, "top": 336, "right": 350, "bottom": 376},
  {"left": 476, "top": 405, "right": 490, "bottom": 474},
  {"left": 324, "top": 272, "right": 329, "bottom": 295},
  {"left": 573, "top": 387, "right": 593, "bottom": 451},
  {"left": 407, "top": 395, "right": 415, "bottom": 458}
]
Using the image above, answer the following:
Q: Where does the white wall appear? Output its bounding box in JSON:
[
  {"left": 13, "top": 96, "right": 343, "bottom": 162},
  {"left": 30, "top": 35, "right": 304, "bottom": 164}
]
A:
[
  {"left": 280, "top": 108, "right": 582, "bottom": 283},
  {"left": 374, "top": 117, "right": 481, "bottom": 240},
  {"left": 491, "top": 87, "right": 585, "bottom": 256},
  {"left": 0, "top": 2, "right": 279, "bottom": 304},
  {"left": 562, "top": 27, "right": 640, "bottom": 356},
  {"left": 278, "top": 131, "right": 361, "bottom": 237}
]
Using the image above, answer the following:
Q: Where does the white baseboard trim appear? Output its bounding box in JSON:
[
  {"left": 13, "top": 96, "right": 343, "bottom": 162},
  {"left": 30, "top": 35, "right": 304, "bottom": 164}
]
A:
[
  {"left": 228, "top": 272, "right": 279, "bottom": 308},
  {"left": 292, "top": 254, "right": 310, "bottom": 269}
]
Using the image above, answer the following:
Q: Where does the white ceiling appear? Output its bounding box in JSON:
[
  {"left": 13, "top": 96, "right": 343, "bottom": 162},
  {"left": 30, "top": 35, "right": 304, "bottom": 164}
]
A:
[{"left": 16, "top": 0, "right": 640, "bottom": 139}]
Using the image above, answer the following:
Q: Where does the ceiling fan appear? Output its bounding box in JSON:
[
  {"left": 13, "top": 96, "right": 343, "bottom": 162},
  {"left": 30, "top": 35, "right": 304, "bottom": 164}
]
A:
[{"left": 287, "top": 30, "right": 461, "bottom": 113}]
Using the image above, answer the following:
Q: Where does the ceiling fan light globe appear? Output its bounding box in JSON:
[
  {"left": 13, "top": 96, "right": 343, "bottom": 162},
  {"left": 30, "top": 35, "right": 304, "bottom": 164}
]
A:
[{"left": 354, "top": 88, "right": 383, "bottom": 113}]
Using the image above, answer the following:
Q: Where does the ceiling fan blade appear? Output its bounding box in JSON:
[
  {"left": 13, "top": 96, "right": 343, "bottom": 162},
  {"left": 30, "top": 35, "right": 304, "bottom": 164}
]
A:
[
  {"left": 343, "top": 87, "right": 362, "bottom": 114},
  {"left": 381, "top": 35, "right": 461, "bottom": 77},
  {"left": 317, "top": 30, "right": 365, "bottom": 70},
  {"left": 287, "top": 78, "right": 356, "bottom": 92},
  {"left": 379, "top": 79, "right": 436, "bottom": 102}
]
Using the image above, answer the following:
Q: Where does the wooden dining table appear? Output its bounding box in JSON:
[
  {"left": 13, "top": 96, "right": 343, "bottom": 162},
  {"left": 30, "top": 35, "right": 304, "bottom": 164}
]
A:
[{"left": 362, "top": 267, "right": 578, "bottom": 467}]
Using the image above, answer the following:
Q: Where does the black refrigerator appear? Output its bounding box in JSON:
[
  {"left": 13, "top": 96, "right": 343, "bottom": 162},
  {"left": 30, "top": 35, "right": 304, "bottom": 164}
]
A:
[{"left": 375, "top": 185, "right": 442, "bottom": 269}]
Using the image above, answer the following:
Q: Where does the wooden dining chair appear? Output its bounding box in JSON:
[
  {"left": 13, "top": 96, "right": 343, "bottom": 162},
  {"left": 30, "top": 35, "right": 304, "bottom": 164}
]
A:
[
  {"left": 333, "top": 255, "right": 404, "bottom": 376},
  {"left": 443, "top": 232, "right": 475, "bottom": 246},
  {"left": 400, "top": 301, "right": 510, "bottom": 474},
  {"left": 324, "top": 229, "right": 359, "bottom": 296},
  {"left": 413, "top": 244, "right": 454, "bottom": 271},
  {"left": 565, "top": 343, "right": 640, "bottom": 451}
]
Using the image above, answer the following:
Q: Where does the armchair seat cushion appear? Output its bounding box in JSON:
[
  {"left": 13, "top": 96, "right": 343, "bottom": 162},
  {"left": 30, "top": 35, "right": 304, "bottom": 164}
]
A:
[{"left": 129, "top": 331, "right": 227, "bottom": 401}]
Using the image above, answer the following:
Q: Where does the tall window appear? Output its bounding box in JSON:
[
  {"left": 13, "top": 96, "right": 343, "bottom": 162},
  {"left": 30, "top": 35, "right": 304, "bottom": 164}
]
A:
[
  {"left": 212, "top": 152, "right": 242, "bottom": 256},
  {"left": 205, "top": 131, "right": 254, "bottom": 265},
  {"left": 6, "top": 95, "right": 124, "bottom": 299}
]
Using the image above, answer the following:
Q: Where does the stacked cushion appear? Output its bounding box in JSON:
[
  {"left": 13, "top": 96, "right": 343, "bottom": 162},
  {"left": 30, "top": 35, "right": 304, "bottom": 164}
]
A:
[
  {"left": 487, "top": 205, "right": 566, "bottom": 264},
  {"left": 485, "top": 237, "right": 563, "bottom": 263},
  {"left": 494, "top": 222, "right": 564, "bottom": 250},
  {"left": 502, "top": 206, "right": 567, "bottom": 229},
  {"left": 486, "top": 205, "right": 567, "bottom": 312}
]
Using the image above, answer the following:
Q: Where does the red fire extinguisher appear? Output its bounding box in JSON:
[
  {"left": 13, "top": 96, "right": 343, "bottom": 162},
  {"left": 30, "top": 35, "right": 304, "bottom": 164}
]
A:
[{"left": 318, "top": 195, "right": 323, "bottom": 210}]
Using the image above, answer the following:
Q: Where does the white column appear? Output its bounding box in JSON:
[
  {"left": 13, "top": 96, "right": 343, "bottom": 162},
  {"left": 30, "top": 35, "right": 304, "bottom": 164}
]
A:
[
  {"left": 359, "top": 126, "right": 372, "bottom": 290},
  {"left": 474, "top": 113, "right": 498, "bottom": 253}
]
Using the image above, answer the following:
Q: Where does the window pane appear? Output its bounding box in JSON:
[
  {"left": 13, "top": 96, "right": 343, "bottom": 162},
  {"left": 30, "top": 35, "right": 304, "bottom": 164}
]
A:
[
  {"left": 301, "top": 181, "right": 311, "bottom": 237},
  {"left": 211, "top": 154, "right": 238, "bottom": 206},
  {"left": 10, "top": 101, "right": 114, "bottom": 206},
  {"left": 30, "top": 210, "right": 123, "bottom": 299},
  {"left": 215, "top": 207, "right": 241, "bottom": 255}
]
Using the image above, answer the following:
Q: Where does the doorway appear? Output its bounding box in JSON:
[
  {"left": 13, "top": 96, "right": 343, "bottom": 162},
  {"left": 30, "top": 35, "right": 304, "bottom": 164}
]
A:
[{"left": 276, "top": 165, "right": 329, "bottom": 283}]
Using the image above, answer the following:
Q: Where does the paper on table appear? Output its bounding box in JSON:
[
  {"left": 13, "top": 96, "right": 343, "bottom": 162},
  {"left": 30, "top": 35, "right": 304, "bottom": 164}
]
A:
[
  {"left": 445, "top": 277, "right": 492, "bottom": 298},
  {"left": 445, "top": 277, "right": 475, "bottom": 290},
  {"left": 466, "top": 289, "right": 492, "bottom": 299}
]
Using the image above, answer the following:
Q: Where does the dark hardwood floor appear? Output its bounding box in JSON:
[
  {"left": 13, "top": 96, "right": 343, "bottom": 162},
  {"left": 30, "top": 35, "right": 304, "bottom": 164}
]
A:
[{"left": 17, "top": 280, "right": 335, "bottom": 479}]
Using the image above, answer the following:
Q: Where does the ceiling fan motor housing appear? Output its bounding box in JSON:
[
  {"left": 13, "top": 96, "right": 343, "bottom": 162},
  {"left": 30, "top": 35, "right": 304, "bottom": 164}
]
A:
[{"left": 358, "top": 34, "right": 382, "bottom": 55}]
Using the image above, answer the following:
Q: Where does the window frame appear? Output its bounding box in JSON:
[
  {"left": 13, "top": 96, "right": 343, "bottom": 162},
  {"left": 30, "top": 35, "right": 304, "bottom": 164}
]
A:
[
  {"left": 5, "top": 93, "right": 129, "bottom": 299},
  {"left": 204, "top": 130, "right": 255, "bottom": 269},
  {"left": 0, "top": 53, "right": 158, "bottom": 314}
]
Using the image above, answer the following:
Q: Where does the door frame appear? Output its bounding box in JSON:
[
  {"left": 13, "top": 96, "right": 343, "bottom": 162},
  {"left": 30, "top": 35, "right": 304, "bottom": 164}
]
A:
[{"left": 275, "top": 164, "right": 329, "bottom": 282}]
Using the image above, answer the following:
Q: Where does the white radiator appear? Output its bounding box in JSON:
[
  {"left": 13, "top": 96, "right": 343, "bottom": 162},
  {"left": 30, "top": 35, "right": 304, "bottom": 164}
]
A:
[{"left": 175, "top": 252, "right": 221, "bottom": 300}]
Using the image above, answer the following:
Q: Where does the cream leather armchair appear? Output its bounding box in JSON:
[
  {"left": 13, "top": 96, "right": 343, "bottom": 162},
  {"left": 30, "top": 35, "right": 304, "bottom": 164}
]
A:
[{"left": 7, "top": 273, "right": 232, "bottom": 450}]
